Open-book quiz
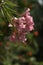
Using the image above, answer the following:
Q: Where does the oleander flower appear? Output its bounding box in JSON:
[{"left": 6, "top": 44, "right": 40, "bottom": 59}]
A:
[{"left": 9, "top": 8, "right": 34, "bottom": 43}]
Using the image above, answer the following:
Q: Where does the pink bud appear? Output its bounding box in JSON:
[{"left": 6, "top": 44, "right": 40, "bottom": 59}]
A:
[{"left": 8, "top": 23, "right": 13, "bottom": 27}]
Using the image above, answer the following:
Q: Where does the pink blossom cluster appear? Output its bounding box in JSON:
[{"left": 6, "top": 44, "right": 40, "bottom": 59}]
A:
[{"left": 9, "top": 8, "right": 34, "bottom": 43}]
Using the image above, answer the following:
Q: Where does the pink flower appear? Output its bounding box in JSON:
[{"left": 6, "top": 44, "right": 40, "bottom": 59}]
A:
[
  {"left": 9, "top": 35, "right": 15, "bottom": 42},
  {"left": 9, "top": 8, "right": 34, "bottom": 43},
  {"left": 21, "top": 8, "right": 30, "bottom": 16}
]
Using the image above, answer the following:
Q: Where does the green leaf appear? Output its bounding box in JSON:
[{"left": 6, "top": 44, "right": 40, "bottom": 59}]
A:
[
  {"left": 6, "top": 0, "right": 17, "bottom": 7},
  {"left": 2, "top": 5, "right": 12, "bottom": 22},
  {"left": 4, "top": 4, "right": 16, "bottom": 16}
]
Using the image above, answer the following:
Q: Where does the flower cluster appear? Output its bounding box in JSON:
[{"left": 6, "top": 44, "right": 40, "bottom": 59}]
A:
[{"left": 9, "top": 8, "right": 34, "bottom": 43}]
